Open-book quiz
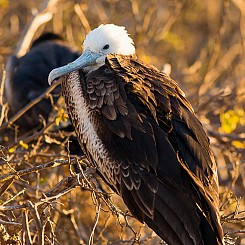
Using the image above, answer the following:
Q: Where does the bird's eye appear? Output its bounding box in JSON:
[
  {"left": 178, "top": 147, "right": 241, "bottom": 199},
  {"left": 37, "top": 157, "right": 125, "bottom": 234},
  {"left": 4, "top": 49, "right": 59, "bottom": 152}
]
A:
[{"left": 102, "top": 44, "right": 110, "bottom": 50}]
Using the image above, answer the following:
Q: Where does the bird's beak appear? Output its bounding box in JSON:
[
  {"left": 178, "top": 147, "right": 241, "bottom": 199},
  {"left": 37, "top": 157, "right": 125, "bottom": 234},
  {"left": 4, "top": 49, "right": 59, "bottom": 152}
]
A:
[{"left": 48, "top": 50, "right": 100, "bottom": 85}]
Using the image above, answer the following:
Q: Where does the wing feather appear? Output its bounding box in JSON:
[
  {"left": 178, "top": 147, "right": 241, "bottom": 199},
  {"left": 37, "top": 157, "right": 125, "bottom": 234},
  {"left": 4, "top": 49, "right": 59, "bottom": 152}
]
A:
[{"left": 77, "top": 54, "right": 223, "bottom": 244}]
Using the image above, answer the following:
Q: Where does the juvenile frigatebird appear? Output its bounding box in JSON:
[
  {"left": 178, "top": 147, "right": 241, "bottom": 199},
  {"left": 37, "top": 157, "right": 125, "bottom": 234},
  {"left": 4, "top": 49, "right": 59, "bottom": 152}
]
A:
[
  {"left": 48, "top": 24, "right": 224, "bottom": 245},
  {"left": 5, "top": 33, "right": 80, "bottom": 131}
]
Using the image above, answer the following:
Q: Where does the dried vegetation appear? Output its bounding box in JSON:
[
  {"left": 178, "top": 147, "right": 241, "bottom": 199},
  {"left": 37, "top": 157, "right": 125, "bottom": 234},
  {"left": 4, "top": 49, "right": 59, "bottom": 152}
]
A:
[{"left": 0, "top": 0, "right": 244, "bottom": 244}]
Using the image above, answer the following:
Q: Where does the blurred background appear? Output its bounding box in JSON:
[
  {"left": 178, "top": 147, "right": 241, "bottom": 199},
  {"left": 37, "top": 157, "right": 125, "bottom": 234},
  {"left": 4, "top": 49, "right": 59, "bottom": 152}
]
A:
[{"left": 0, "top": 0, "right": 244, "bottom": 244}]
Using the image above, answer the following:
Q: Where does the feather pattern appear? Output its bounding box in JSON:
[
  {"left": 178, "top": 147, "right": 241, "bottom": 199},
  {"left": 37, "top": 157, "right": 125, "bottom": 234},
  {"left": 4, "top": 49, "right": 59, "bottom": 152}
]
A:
[{"left": 61, "top": 53, "right": 223, "bottom": 245}]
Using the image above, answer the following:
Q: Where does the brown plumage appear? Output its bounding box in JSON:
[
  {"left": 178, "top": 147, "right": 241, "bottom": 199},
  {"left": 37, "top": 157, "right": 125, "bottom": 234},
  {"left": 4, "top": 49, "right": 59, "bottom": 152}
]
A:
[
  {"left": 60, "top": 54, "right": 223, "bottom": 245},
  {"left": 48, "top": 24, "right": 224, "bottom": 244}
]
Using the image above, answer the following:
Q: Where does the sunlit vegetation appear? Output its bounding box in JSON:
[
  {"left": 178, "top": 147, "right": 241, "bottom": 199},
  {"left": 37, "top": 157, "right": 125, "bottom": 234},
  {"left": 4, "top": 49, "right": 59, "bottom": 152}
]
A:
[{"left": 0, "top": 0, "right": 244, "bottom": 244}]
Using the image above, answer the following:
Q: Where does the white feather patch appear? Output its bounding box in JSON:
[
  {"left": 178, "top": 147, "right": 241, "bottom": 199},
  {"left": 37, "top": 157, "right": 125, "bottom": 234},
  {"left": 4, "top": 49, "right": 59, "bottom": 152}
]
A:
[{"left": 63, "top": 71, "right": 117, "bottom": 185}]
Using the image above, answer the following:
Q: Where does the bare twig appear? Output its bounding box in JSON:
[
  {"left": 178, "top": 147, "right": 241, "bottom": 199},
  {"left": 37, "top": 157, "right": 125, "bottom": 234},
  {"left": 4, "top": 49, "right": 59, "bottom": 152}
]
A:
[
  {"left": 227, "top": 230, "right": 245, "bottom": 235},
  {"left": 198, "top": 43, "right": 241, "bottom": 97},
  {"left": 0, "top": 177, "right": 14, "bottom": 196},
  {"left": 89, "top": 200, "right": 101, "bottom": 245},
  {"left": 6, "top": 121, "right": 55, "bottom": 149},
  {"left": 2, "top": 188, "right": 26, "bottom": 205},
  {"left": 69, "top": 213, "right": 86, "bottom": 245},
  {"left": 27, "top": 201, "right": 44, "bottom": 245},
  {"left": 0, "top": 67, "right": 8, "bottom": 126},
  {"left": 0, "top": 219, "right": 22, "bottom": 226},
  {"left": 74, "top": 4, "right": 91, "bottom": 34},
  {"left": 22, "top": 210, "right": 33, "bottom": 245},
  {"left": 0, "top": 66, "right": 6, "bottom": 106},
  {"left": 0, "top": 80, "right": 61, "bottom": 131},
  {"left": 206, "top": 128, "right": 245, "bottom": 142},
  {"left": 0, "top": 158, "right": 83, "bottom": 182},
  {"left": 154, "top": 2, "right": 184, "bottom": 42},
  {"left": 15, "top": 0, "right": 61, "bottom": 58}
]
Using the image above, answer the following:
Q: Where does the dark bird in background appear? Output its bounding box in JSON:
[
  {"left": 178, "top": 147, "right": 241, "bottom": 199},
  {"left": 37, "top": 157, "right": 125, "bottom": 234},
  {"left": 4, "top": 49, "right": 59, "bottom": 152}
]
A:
[
  {"left": 5, "top": 33, "right": 80, "bottom": 131},
  {"left": 49, "top": 24, "right": 224, "bottom": 245}
]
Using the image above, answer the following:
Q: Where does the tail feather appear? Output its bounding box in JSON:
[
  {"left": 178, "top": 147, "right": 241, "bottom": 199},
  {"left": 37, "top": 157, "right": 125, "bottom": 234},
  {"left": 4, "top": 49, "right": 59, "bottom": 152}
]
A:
[
  {"left": 147, "top": 182, "right": 202, "bottom": 244},
  {"left": 144, "top": 181, "right": 221, "bottom": 245},
  {"left": 145, "top": 210, "right": 184, "bottom": 245},
  {"left": 198, "top": 208, "right": 221, "bottom": 245}
]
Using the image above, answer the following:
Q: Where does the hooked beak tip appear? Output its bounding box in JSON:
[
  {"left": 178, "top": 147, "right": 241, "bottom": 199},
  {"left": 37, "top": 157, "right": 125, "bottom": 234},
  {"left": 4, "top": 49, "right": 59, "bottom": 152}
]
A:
[{"left": 48, "top": 69, "right": 59, "bottom": 85}]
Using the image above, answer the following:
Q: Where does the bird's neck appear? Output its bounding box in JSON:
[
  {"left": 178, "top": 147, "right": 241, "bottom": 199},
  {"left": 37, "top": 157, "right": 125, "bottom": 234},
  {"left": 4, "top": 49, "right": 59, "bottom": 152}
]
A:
[
  {"left": 83, "top": 64, "right": 102, "bottom": 74},
  {"left": 83, "top": 54, "right": 106, "bottom": 74}
]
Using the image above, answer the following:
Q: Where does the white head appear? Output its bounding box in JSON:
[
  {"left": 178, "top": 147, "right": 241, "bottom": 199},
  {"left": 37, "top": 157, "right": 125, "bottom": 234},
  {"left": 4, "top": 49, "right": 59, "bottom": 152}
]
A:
[{"left": 48, "top": 24, "right": 135, "bottom": 84}]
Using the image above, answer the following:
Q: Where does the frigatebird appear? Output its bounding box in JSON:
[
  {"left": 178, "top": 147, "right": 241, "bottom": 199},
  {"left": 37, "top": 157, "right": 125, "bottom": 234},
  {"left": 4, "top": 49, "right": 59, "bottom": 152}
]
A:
[
  {"left": 5, "top": 33, "right": 80, "bottom": 131},
  {"left": 48, "top": 24, "right": 224, "bottom": 245}
]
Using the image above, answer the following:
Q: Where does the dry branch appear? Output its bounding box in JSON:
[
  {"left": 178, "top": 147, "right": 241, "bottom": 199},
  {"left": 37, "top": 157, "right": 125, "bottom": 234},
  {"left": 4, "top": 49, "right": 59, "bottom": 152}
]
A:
[
  {"left": 0, "top": 166, "right": 97, "bottom": 234},
  {"left": 15, "top": 0, "right": 61, "bottom": 58},
  {"left": 199, "top": 43, "right": 241, "bottom": 97},
  {"left": 0, "top": 177, "right": 14, "bottom": 196},
  {"left": 0, "top": 158, "right": 81, "bottom": 182},
  {"left": 74, "top": 4, "right": 91, "bottom": 34},
  {"left": 0, "top": 80, "right": 61, "bottom": 131},
  {"left": 22, "top": 210, "right": 33, "bottom": 245},
  {"left": 154, "top": 2, "right": 184, "bottom": 42}
]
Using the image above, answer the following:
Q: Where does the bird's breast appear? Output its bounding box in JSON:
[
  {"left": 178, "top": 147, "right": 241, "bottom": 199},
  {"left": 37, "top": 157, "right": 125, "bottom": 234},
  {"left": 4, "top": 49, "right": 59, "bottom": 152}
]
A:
[{"left": 61, "top": 71, "right": 117, "bottom": 186}]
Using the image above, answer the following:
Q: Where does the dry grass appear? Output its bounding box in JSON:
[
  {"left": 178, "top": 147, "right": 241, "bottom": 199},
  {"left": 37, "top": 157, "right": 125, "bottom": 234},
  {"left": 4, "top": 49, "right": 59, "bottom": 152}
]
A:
[{"left": 0, "top": 0, "right": 244, "bottom": 244}]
